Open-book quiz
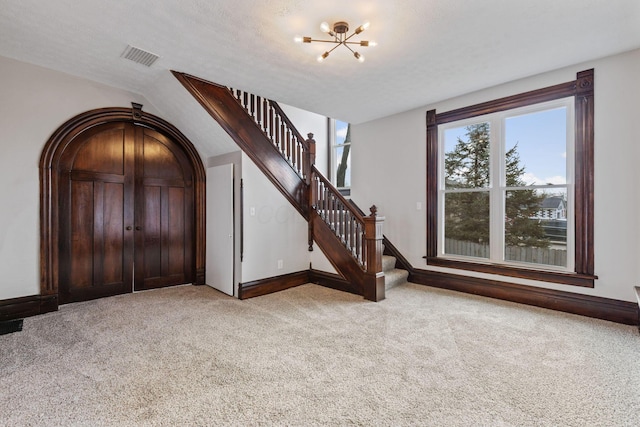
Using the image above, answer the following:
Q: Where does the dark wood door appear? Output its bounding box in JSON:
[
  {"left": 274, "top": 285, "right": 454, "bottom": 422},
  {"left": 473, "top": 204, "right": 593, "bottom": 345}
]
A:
[
  {"left": 58, "top": 123, "right": 194, "bottom": 303},
  {"left": 134, "top": 127, "right": 194, "bottom": 290}
]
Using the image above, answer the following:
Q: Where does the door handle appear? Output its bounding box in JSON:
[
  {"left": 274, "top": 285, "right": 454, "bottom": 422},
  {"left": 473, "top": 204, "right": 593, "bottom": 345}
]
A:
[
  {"left": 126, "top": 226, "right": 132, "bottom": 231},
  {"left": 135, "top": 226, "right": 142, "bottom": 231}
]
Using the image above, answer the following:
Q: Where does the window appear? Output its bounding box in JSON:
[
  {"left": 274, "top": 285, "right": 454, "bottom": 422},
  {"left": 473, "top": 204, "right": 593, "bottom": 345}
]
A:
[
  {"left": 329, "top": 119, "right": 351, "bottom": 191},
  {"left": 426, "top": 69, "right": 595, "bottom": 287}
]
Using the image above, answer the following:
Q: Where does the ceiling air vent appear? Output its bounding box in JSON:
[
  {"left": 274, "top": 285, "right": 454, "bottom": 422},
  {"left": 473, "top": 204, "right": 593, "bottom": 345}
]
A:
[{"left": 121, "top": 45, "right": 159, "bottom": 67}]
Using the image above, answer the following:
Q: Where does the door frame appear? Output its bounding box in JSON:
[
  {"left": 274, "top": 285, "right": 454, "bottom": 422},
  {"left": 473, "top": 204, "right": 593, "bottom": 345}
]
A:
[{"left": 40, "top": 103, "right": 206, "bottom": 310}]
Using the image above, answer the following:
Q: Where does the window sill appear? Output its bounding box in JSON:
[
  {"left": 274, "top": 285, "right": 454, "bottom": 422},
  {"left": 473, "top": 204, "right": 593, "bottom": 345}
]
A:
[
  {"left": 425, "top": 256, "right": 596, "bottom": 288},
  {"left": 338, "top": 188, "right": 351, "bottom": 197}
]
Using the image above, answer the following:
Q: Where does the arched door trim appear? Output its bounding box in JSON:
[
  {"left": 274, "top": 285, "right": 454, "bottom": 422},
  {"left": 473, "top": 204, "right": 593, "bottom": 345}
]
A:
[{"left": 40, "top": 103, "right": 206, "bottom": 309}]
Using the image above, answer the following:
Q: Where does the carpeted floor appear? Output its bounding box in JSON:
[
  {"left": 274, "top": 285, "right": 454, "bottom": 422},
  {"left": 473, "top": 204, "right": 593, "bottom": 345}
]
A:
[{"left": 1, "top": 283, "right": 639, "bottom": 426}]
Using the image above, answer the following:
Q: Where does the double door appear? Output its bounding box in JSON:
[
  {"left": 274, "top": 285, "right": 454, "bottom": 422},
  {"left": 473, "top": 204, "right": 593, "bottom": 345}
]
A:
[{"left": 58, "top": 122, "right": 194, "bottom": 303}]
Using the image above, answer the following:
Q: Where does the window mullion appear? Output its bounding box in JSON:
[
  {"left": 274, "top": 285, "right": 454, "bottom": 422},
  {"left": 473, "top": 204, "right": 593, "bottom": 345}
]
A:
[{"left": 489, "top": 116, "right": 504, "bottom": 262}]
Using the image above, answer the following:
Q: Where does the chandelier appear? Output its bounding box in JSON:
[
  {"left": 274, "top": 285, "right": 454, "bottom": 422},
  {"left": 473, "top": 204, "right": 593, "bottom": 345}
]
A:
[{"left": 295, "top": 21, "right": 376, "bottom": 63}]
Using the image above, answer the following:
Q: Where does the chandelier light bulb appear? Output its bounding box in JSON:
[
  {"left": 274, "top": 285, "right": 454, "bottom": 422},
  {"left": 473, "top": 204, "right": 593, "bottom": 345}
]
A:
[
  {"left": 355, "top": 22, "right": 370, "bottom": 34},
  {"left": 320, "top": 22, "right": 330, "bottom": 33},
  {"left": 354, "top": 52, "right": 364, "bottom": 63},
  {"left": 294, "top": 36, "right": 303, "bottom": 43},
  {"left": 317, "top": 51, "right": 330, "bottom": 62}
]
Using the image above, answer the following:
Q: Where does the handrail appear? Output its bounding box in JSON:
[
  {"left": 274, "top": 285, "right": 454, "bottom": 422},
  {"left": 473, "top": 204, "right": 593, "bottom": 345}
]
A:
[
  {"left": 311, "top": 165, "right": 368, "bottom": 269},
  {"left": 228, "top": 88, "right": 311, "bottom": 180}
]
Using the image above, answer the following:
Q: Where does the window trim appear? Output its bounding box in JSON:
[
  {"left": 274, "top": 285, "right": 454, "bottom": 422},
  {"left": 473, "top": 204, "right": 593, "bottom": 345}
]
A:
[{"left": 426, "top": 69, "right": 596, "bottom": 287}]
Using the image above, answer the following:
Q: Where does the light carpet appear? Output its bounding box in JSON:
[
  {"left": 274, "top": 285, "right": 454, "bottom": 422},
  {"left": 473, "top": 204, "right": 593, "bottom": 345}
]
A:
[{"left": 1, "top": 283, "right": 639, "bottom": 426}]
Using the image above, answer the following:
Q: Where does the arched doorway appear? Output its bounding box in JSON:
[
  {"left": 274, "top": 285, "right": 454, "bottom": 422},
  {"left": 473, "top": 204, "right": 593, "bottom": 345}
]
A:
[{"left": 40, "top": 103, "right": 205, "bottom": 307}]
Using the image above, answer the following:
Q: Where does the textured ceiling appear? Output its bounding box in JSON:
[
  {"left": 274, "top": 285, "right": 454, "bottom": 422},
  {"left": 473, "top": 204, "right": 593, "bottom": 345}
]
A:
[{"left": 1, "top": 0, "right": 639, "bottom": 158}]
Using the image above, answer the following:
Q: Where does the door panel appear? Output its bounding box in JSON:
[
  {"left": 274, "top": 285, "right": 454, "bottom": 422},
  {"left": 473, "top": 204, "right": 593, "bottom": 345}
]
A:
[
  {"left": 103, "top": 182, "right": 125, "bottom": 285},
  {"left": 142, "top": 185, "right": 162, "bottom": 281},
  {"left": 168, "top": 186, "right": 186, "bottom": 276},
  {"left": 73, "top": 128, "right": 126, "bottom": 175},
  {"left": 59, "top": 122, "right": 134, "bottom": 303},
  {"left": 206, "top": 164, "right": 234, "bottom": 296},
  {"left": 69, "top": 180, "right": 95, "bottom": 288}
]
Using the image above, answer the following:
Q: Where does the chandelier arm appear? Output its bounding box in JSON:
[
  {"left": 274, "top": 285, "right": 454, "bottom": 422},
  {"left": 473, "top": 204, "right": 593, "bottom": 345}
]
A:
[
  {"left": 342, "top": 31, "right": 361, "bottom": 44},
  {"left": 344, "top": 41, "right": 370, "bottom": 46},
  {"left": 326, "top": 42, "right": 343, "bottom": 55},
  {"left": 343, "top": 43, "right": 356, "bottom": 54},
  {"left": 305, "top": 38, "right": 342, "bottom": 44}
]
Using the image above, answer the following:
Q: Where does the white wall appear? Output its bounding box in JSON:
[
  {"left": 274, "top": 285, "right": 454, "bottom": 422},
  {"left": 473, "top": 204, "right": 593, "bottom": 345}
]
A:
[
  {"left": 0, "top": 56, "right": 154, "bottom": 300},
  {"left": 263, "top": 103, "right": 336, "bottom": 274},
  {"left": 240, "top": 153, "right": 311, "bottom": 282},
  {"left": 279, "top": 103, "right": 329, "bottom": 177},
  {"left": 352, "top": 48, "right": 640, "bottom": 303}
]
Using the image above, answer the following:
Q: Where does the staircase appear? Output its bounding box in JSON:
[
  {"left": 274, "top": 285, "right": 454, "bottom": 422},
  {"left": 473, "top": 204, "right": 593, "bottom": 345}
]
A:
[{"left": 173, "top": 71, "right": 387, "bottom": 301}]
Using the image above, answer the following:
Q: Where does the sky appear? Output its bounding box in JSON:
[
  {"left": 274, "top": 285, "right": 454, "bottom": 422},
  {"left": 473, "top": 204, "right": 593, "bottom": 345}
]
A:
[
  {"left": 335, "top": 120, "right": 349, "bottom": 144},
  {"left": 444, "top": 106, "right": 568, "bottom": 187}
]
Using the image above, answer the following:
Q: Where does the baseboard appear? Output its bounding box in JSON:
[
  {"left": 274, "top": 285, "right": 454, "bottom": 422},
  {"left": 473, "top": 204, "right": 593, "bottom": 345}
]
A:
[
  {"left": 310, "top": 269, "right": 361, "bottom": 296},
  {"left": 0, "top": 294, "right": 58, "bottom": 321},
  {"left": 239, "top": 271, "right": 310, "bottom": 299},
  {"left": 409, "top": 268, "right": 639, "bottom": 326}
]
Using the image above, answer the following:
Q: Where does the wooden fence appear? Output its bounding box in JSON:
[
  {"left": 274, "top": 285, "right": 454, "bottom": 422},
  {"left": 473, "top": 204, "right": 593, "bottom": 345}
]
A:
[{"left": 444, "top": 239, "right": 567, "bottom": 267}]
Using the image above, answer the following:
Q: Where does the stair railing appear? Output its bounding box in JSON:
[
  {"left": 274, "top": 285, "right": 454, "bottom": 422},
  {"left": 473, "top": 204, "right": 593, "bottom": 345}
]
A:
[
  {"left": 229, "top": 88, "right": 311, "bottom": 181},
  {"left": 310, "top": 166, "right": 367, "bottom": 268}
]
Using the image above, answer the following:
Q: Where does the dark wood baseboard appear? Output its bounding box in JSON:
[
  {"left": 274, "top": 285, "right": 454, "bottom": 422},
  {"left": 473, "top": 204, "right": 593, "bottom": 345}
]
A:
[
  {"left": 238, "top": 269, "right": 362, "bottom": 300},
  {"left": 239, "top": 271, "right": 310, "bottom": 299},
  {"left": 409, "top": 268, "right": 639, "bottom": 326},
  {"left": 5, "top": 267, "right": 635, "bottom": 327},
  {"left": 310, "top": 269, "right": 360, "bottom": 296},
  {"left": 0, "top": 294, "right": 58, "bottom": 321}
]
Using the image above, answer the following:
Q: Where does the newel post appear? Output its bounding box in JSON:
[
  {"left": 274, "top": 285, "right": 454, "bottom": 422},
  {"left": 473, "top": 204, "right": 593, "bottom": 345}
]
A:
[
  {"left": 305, "top": 133, "right": 316, "bottom": 251},
  {"left": 363, "top": 205, "right": 385, "bottom": 302}
]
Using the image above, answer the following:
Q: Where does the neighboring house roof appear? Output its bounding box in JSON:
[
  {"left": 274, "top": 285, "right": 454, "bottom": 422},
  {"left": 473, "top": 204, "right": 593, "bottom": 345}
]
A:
[{"left": 540, "top": 197, "right": 565, "bottom": 209}]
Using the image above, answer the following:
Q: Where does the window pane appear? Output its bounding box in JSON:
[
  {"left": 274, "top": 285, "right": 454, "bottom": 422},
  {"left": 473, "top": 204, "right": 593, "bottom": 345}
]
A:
[
  {"left": 334, "top": 144, "right": 351, "bottom": 188},
  {"left": 505, "top": 108, "right": 567, "bottom": 186},
  {"left": 444, "top": 122, "right": 490, "bottom": 189},
  {"left": 333, "top": 120, "right": 351, "bottom": 188},
  {"left": 444, "top": 191, "right": 489, "bottom": 258},
  {"left": 505, "top": 188, "right": 567, "bottom": 267}
]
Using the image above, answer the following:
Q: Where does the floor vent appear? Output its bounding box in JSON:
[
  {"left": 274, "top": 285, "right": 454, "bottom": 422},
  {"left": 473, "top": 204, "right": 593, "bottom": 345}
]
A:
[
  {"left": 0, "top": 319, "right": 23, "bottom": 336},
  {"left": 121, "top": 45, "right": 159, "bottom": 67}
]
